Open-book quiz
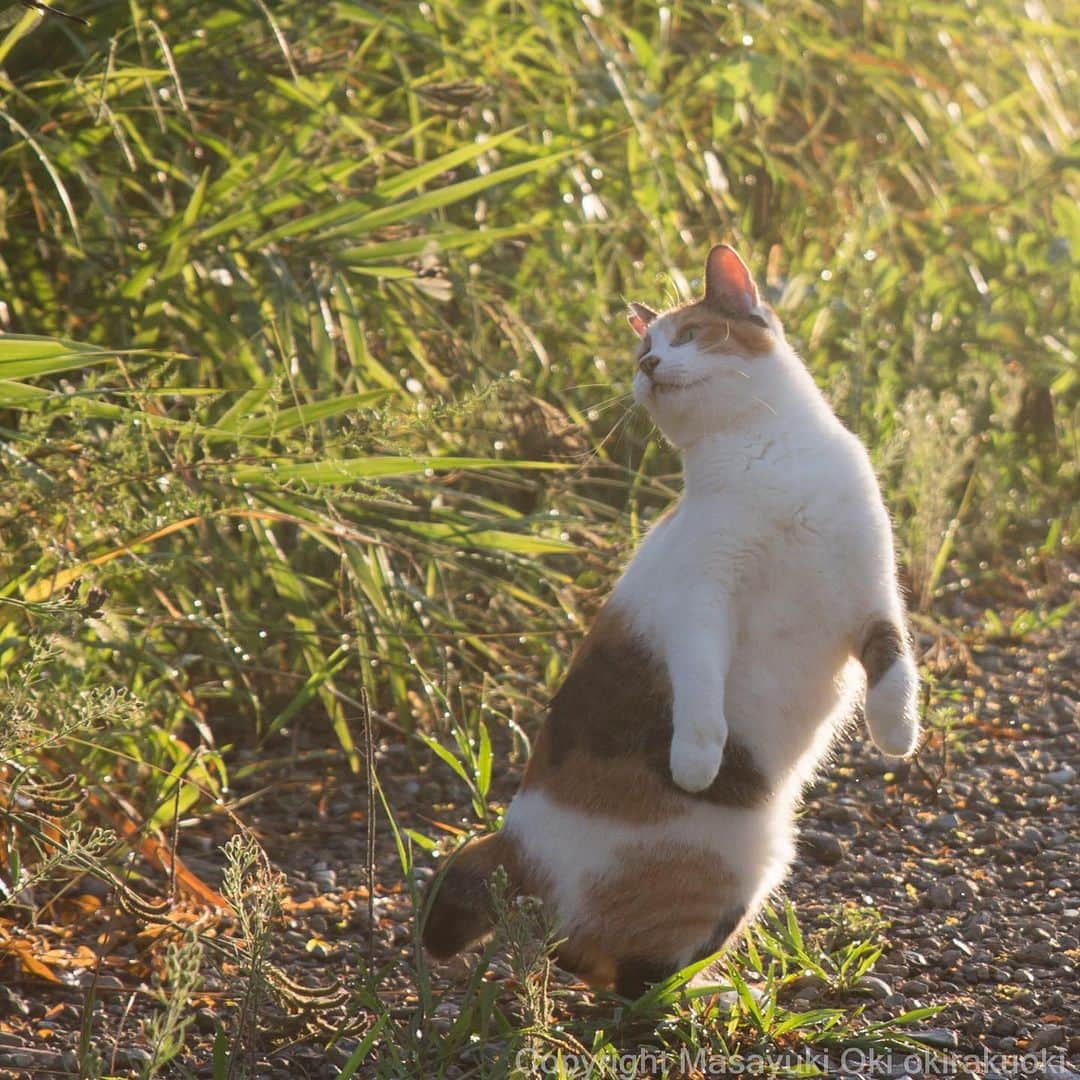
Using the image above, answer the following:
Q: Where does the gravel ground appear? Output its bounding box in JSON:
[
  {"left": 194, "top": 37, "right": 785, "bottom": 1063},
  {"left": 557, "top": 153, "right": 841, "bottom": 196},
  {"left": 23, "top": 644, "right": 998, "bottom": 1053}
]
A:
[{"left": 0, "top": 566, "right": 1076, "bottom": 1077}]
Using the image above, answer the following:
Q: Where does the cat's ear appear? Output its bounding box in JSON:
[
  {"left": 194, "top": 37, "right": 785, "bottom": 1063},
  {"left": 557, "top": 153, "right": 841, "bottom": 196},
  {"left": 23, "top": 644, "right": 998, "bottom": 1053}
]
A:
[
  {"left": 627, "top": 301, "right": 658, "bottom": 339},
  {"left": 704, "top": 244, "right": 760, "bottom": 317}
]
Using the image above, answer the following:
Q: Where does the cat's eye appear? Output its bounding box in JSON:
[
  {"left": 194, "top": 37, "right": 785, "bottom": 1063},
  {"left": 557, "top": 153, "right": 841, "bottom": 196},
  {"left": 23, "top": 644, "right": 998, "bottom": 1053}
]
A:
[
  {"left": 672, "top": 326, "right": 697, "bottom": 346},
  {"left": 747, "top": 313, "right": 769, "bottom": 329}
]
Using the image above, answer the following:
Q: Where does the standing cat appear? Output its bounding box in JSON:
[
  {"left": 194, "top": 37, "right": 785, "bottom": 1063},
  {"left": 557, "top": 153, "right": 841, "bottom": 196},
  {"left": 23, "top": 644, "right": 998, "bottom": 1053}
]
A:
[{"left": 422, "top": 244, "right": 920, "bottom": 997}]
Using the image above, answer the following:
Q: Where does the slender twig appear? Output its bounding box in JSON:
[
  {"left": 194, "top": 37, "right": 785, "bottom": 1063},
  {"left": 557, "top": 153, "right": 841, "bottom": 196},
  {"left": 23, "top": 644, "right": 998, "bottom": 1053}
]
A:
[
  {"left": 361, "top": 686, "right": 376, "bottom": 972},
  {"left": 18, "top": 0, "right": 89, "bottom": 26}
]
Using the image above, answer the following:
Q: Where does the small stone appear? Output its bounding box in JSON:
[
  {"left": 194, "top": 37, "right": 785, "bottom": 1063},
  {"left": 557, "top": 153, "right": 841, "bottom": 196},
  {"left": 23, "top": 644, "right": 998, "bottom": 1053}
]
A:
[
  {"left": 329, "top": 1040, "right": 359, "bottom": 1067},
  {"left": 901, "top": 978, "right": 930, "bottom": 995},
  {"left": 948, "top": 877, "right": 978, "bottom": 903},
  {"left": 801, "top": 830, "right": 847, "bottom": 865},
  {"left": 1028, "top": 1025, "right": 1066, "bottom": 1051},
  {"left": 857, "top": 974, "right": 892, "bottom": 1000},
  {"left": 928, "top": 883, "right": 952, "bottom": 909},
  {"left": 1013, "top": 827, "right": 1042, "bottom": 854},
  {"left": 911, "top": 1029, "right": 958, "bottom": 1050},
  {"left": 789, "top": 973, "right": 828, "bottom": 998},
  {"left": 884, "top": 992, "right": 907, "bottom": 1009},
  {"left": 1045, "top": 1065, "right": 1080, "bottom": 1080},
  {"left": 929, "top": 813, "right": 960, "bottom": 831},
  {"left": 1045, "top": 765, "right": 1076, "bottom": 786},
  {"left": 1015, "top": 941, "right": 1054, "bottom": 964},
  {"left": 311, "top": 868, "right": 337, "bottom": 892},
  {"left": 991, "top": 1016, "right": 1019, "bottom": 1036},
  {"left": 196, "top": 1008, "right": 218, "bottom": 1034},
  {"left": 0, "top": 987, "right": 29, "bottom": 1019},
  {"left": 115, "top": 1048, "right": 152, "bottom": 1069}
]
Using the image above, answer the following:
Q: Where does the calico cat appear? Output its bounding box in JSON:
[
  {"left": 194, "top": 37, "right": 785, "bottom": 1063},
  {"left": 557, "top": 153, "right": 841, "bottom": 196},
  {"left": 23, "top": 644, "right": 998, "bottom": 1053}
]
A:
[{"left": 422, "top": 244, "right": 920, "bottom": 998}]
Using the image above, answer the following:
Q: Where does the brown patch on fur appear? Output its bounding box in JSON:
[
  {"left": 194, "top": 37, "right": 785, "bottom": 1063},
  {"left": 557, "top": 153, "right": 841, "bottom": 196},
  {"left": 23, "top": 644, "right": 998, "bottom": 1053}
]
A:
[
  {"left": 576, "top": 846, "right": 741, "bottom": 975},
  {"left": 421, "top": 832, "right": 522, "bottom": 959},
  {"left": 669, "top": 301, "right": 774, "bottom": 357},
  {"left": 523, "top": 602, "right": 771, "bottom": 815},
  {"left": 554, "top": 941, "right": 616, "bottom": 988},
  {"left": 525, "top": 742, "right": 688, "bottom": 822},
  {"left": 860, "top": 620, "right": 905, "bottom": 688}
]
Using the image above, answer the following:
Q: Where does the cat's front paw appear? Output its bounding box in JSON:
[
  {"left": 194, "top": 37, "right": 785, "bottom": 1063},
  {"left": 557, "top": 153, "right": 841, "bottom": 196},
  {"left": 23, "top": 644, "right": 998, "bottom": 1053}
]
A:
[{"left": 670, "top": 728, "right": 726, "bottom": 793}]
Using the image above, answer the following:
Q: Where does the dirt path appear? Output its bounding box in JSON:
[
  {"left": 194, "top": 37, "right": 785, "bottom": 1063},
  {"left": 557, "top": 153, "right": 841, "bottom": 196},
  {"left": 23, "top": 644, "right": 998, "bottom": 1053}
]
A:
[{"left": 0, "top": 570, "right": 1076, "bottom": 1077}]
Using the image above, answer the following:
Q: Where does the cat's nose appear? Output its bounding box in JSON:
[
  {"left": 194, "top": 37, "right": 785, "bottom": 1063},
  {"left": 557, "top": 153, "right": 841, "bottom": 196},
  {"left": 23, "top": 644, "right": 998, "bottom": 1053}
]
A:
[{"left": 639, "top": 353, "right": 660, "bottom": 376}]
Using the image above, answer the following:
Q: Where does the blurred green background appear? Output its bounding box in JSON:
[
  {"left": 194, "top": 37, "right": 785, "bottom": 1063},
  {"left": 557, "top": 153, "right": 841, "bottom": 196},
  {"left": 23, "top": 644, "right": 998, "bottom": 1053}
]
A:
[{"left": 0, "top": 0, "right": 1076, "bottom": 836}]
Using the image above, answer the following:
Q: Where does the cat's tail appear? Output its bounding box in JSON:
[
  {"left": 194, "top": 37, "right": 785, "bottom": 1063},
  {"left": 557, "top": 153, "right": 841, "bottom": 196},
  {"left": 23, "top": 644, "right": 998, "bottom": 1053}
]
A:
[
  {"left": 421, "top": 831, "right": 521, "bottom": 959},
  {"left": 858, "top": 619, "right": 920, "bottom": 757}
]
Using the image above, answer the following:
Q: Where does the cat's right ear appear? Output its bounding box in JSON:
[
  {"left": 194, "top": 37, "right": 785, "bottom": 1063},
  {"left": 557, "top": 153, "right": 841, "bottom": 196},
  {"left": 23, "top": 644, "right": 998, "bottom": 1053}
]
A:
[
  {"left": 704, "top": 244, "right": 760, "bottom": 317},
  {"left": 627, "top": 302, "right": 658, "bottom": 338}
]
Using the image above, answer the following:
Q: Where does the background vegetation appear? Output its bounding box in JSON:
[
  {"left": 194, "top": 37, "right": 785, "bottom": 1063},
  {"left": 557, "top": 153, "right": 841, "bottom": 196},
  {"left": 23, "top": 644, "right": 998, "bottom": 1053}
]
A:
[{"left": 0, "top": 0, "right": 1076, "bottom": 1074}]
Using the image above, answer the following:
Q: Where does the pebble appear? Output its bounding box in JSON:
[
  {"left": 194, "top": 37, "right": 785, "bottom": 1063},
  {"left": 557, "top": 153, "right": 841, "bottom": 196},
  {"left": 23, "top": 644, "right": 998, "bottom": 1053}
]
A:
[
  {"left": 195, "top": 1008, "right": 218, "bottom": 1034},
  {"left": 801, "top": 830, "right": 847, "bottom": 865},
  {"left": 789, "top": 973, "right": 827, "bottom": 998},
  {"left": 1045, "top": 765, "right": 1076, "bottom": 786},
  {"left": 991, "top": 1016, "right": 1019, "bottom": 1036},
  {"left": 1013, "top": 827, "right": 1043, "bottom": 854},
  {"left": 0, "top": 987, "right": 28, "bottom": 1019},
  {"left": 115, "top": 1048, "right": 152, "bottom": 1069},
  {"left": 1028, "top": 1025, "right": 1066, "bottom": 1051},
  {"left": 311, "top": 867, "right": 337, "bottom": 892},
  {"left": 856, "top": 975, "right": 892, "bottom": 1000},
  {"left": 928, "top": 883, "right": 952, "bottom": 909},
  {"left": 1045, "top": 1066, "right": 1080, "bottom": 1080},
  {"left": 929, "top": 813, "right": 960, "bottom": 831},
  {"left": 911, "top": 1029, "right": 958, "bottom": 1050}
]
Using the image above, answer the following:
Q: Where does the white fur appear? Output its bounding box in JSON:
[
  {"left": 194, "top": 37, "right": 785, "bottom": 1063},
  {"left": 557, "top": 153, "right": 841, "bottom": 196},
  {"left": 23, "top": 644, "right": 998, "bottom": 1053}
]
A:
[
  {"left": 624, "top": 309, "right": 917, "bottom": 795},
  {"left": 502, "top": 289, "right": 918, "bottom": 958},
  {"left": 865, "top": 653, "right": 920, "bottom": 756},
  {"left": 503, "top": 788, "right": 794, "bottom": 955}
]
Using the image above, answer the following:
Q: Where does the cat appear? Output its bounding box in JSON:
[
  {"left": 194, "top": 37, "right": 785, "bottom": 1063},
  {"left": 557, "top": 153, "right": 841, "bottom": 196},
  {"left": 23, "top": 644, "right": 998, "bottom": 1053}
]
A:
[{"left": 421, "top": 243, "right": 920, "bottom": 998}]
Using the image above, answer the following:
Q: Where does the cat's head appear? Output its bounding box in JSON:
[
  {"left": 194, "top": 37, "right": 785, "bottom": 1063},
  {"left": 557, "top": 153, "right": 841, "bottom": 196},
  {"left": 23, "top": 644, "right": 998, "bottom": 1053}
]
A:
[{"left": 628, "top": 245, "right": 786, "bottom": 447}]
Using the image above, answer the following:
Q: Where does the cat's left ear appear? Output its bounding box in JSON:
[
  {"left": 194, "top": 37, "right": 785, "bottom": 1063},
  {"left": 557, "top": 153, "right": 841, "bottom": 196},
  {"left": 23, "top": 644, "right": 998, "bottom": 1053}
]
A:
[
  {"left": 627, "top": 301, "right": 657, "bottom": 339},
  {"left": 704, "top": 244, "right": 760, "bottom": 317}
]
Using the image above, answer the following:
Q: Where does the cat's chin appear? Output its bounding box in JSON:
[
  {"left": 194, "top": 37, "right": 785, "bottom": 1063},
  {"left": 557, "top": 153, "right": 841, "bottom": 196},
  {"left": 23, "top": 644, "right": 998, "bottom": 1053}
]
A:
[
  {"left": 652, "top": 375, "right": 709, "bottom": 395},
  {"left": 635, "top": 374, "right": 711, "bottom": 408}
]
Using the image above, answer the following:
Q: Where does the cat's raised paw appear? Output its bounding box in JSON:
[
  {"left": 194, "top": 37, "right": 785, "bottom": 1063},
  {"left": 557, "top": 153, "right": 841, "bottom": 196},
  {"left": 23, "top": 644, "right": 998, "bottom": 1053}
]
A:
[{"left": 670, "top": 729, "right": 726, "bottom": 793}]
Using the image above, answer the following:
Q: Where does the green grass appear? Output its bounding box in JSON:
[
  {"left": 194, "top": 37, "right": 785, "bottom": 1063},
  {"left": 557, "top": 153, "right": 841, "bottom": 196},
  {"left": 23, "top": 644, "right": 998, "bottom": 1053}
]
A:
[{"left": 0, "top": 0, "right": 1077, "bottom": 1073}]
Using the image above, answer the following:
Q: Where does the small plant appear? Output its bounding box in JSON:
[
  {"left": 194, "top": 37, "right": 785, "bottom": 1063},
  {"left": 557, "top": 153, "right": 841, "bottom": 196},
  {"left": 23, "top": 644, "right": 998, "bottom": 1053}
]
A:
[
  {"left": 219, "top": 830, "right": 286, "bottom": 1075},
  {"left": 141, "top": 931, "right": 206, "bottom": 1078},
  {"left": 887, "top": 388, "right": 981, "bottom": 611},
  {"left": 489, "top": 866, "right": 560, "bottom": 1033}
]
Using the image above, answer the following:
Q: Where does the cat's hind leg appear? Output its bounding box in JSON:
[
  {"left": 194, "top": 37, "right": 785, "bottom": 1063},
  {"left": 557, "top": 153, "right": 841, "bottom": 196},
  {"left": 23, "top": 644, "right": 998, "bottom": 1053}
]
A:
[
  {"left": 614, "top": 955, "right": 680, "bottom": 999},
  {"left": 859, "top": 619, "right": 920, "bottom": 757},
  {"left": 421, "top": 832, "right": 520, "bottom": 959},
  {"left": 613, "top": 904, "right": 749, "bottom": 998}
]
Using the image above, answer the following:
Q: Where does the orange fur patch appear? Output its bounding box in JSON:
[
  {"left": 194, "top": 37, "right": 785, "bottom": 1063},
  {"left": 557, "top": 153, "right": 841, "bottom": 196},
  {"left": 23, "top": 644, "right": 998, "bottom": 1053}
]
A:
[
  {"left": 669, "top": 301, "right": 774, "bottom": 357},
  {"left": 523, "top": 601, "right": 770, "bottom": 816},
  {"left": 573, "top": 845, "right": 739, "bottom": 978},
  {"left": 521, "top": 605, "right": 684, "bottom": 824},
  {"left": 524, "top": 739, "right": 687, "bottom": 823},
  {"left": 422, "top": 831, "right": 526, "bottom": 958}
]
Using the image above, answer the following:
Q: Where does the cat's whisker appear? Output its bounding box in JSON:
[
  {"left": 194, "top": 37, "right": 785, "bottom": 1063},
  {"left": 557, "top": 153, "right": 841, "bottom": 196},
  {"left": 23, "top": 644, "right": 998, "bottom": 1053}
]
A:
[
  {"left": 586, "top": 392, "right": 634, "bottom": 416},
  {"left": 579, "top": 404, "right": 636, "bottom": 463}
]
